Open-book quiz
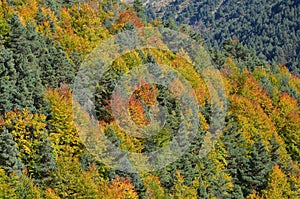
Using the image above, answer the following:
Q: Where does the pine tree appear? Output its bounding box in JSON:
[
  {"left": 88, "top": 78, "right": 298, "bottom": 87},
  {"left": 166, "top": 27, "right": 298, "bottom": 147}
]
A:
[
  {"left": 0, "top": 43, "right": 17, "bottom": 115},
  {"left": 30, "top": 131, "right": 56, "bottom": 185},
  {"left": 197, "top": 153, "right": 233, "bottom": 199},
  {"left": 6, "top": 14, "right": 44, "bottom": 112},
  {"left": 133, "top": 0, "right": 146, "bottom": 23},
  {"left": 164, "top": 17, "right": 178, "bottom": 30},
  {"left": 242, "top": 137, "right": 273, "bottom": 196},
  {"left": 197, "top": 177, "right": 209, "bottom": 199},
  {"left": 0, "top": 127, "right": 23, "bottom": 175},
  {"left": 221, "top": 115, "right": 249, "bottom": 198},
  {"left": 269, "top": 134, "right": 281, "bottom": 166},
  {"left": 40, "top": 37, "right": 75, "bottom": 88}
]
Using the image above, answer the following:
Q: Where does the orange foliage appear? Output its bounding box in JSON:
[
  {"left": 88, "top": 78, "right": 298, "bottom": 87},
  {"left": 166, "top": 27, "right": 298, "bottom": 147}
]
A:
[
  {"left": 129, "top": 80, "right": 158, "bottom": 126},
  {"left": 112, "top": 10, "right": 144, "bottom": 31},
  {"left": 106, "top": 176, "right": 138, "bottom": 199},
  {"left": 240, "top": 73, "right": 274, "bottom": 115},
  {"left": 14, "top": 0, "right": 39, "bottom": 25},
  {"left": 229, "top": 95, "right": 277, "bottom": 146}
]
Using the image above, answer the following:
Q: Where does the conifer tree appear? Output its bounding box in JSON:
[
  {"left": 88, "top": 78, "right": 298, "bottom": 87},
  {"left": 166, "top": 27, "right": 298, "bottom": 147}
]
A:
[
  {"left": 0, "top": 44, "right": 17, "bottom": 115},
  {"left": 0, "top": 127, "right": 23, "bottom": 175},
  {"left": 6, "top": 15, "right": 44, "bottom": 112},
  {"left": 221, "top": 115, "right": 249, "bottom": 198},
  {"left": 198, "top": 177, "right": 209, "bottom": 199},
  {"left": 242, "top": 137, "right": 273, "bottom": 196},
  {"left": 40, "top": 37, "right": 75, "bottom": 88},
  {"left": 30, "top": 131, "right": 56, "bottom": 185},
  {"left": 133, "top": 0, "right": 146, "bottom": 23},
  {"left": 269, "top": 134, "right": 281, "bottom": 166}
]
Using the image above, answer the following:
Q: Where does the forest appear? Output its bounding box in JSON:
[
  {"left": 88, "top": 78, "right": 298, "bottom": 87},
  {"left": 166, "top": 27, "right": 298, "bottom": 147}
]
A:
[
  {"left": 0, "top": 0, "right": 299, "bottom": 198},
  {"left": 146, "top": 0, "right": 300, "bottom": 75}
]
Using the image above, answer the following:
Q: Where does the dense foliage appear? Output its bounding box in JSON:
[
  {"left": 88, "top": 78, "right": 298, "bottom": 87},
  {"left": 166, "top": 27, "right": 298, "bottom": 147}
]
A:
[
  {"left": 146, "top": 0, "right": 300, "bottom": 75},
  {"left": 0, "top": 0, "right": 299, "bottom": 198}
]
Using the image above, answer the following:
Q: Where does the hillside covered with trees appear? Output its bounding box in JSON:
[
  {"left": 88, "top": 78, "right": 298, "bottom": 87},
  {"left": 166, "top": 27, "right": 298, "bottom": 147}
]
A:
[
  {"left": 0, "top": 0, "right": 299, "bottom": 198},
  {"left": 145, "top": 0, "right": 300, "bottom": 75}
]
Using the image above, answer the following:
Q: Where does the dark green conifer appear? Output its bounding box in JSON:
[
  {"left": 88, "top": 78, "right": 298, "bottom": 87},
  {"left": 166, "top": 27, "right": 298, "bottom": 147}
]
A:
[
  {"left": 133, "top": 0, "right": 146, "bottom": 23},
  {"left": 0, "top": 127, "right": 23, "bottom": 175},
  {"left": 240, "top": 137, "right": 272, "bottom": 196},
  {"left": 30, "top": 131, "right": 56, "bottom": 184},
  {"left": 0, "top": 43, "right": 17, "bottom": 115}
]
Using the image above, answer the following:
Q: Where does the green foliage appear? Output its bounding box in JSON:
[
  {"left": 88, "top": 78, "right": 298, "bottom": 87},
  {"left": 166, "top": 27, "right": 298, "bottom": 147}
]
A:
[
  {"left": 6, "top": 14, "right": 44, "bottom": 112},
  {"left": 245, "top": 138, "right": 273, "bottom": 194},
  {"left": 0, "top": 127, "right": 23, "bottom": 175},
  {"left": 143, "top": 174, "right": 170, "bottom": 199},
  {"left": 147, "top": 0, "right": 300, "bottom": 74},
  {"left": 133, "top": 0, "right": 146, "bottom": 23},
  {"left": 221, "top": 116, "right": 249, "bottom": 198},
  {"left": 0, "top": 168, "right": 17, "bottom": 199},
  {"left": 0, "top": 1, "right": 299, "bottom": 198},
  {"left": 0, "top": 44, "right": 17, "bottom": 115},
  {"left": 30, "top": 132, "right": 56, "bottom": 185}
]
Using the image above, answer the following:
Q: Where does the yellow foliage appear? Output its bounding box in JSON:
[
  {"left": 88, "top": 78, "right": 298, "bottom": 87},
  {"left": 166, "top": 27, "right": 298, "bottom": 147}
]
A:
[
  {"left": 14, "top": 0, "right": 39, "bottom": 25},
  {"left": 246, "top": 190, "right": 262, "bottom": 199},
  {"left": 143, "top": 174, "right": 169, "bottom": 199},
  {"left": 110, "top": 122, "right": 144, "bottom": 153},
  {"left": 262, "top": 165, "right": 294, "bottom": 199},
  {"left": 45, "top": 85, "right": 83, "bottom": 157},
  {"left": 172, "top": 170, "right": 198, "bottom": 199},
  {"left": 271, "top": 93, "right": 300, "bottom": 161},
  {"left": 229, "top": 95, "right": 276, "bottom": 146},
  {"left": 2, "top": 109, "right": 46, "bottom": 161}
]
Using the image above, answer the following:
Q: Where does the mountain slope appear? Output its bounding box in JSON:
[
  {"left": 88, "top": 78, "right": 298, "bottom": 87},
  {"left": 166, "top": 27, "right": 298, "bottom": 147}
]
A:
[{"left": 146, "top": 0, "right": 300, "bottom": 74}]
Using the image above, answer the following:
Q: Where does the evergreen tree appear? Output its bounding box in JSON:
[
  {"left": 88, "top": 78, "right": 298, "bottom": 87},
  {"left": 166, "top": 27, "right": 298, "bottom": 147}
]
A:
[
  {"left": 40, "top": 37, "right": 75, "bottom": 88},
  {"left": 6, "top": 15, "right": 44, "bottom": 112},
  {"left": 42, "top": 0, "right": 59, "bottom": 16},
  {"left": 269, "top": 134, "right": 281, "bottom": 166},
  {"left": 0, "top": 43, "right": 17, "bottom": 115},
  {"left": 0, "top": 127, "right": 23, "bottom": 175},
  {"left": 242, "top": 137, "right": 273, "bottom": 196},
  {"left": 197, "top": 177, "right": 209, "bottom": 199},
  {"left": 133, "top": 0, "right": 146, "bottom": 23},
  {"left": 197, "top": 153, "right": 233, "bottom": 199},
  {"left": 30, "top": 131, "right": 56, "bottom": 185},
  {"left": 164, "top": 17, "right": 178, "bottom": 30},
  {"left": 221, "top": 115, "right": 248, "bottom": 198}
]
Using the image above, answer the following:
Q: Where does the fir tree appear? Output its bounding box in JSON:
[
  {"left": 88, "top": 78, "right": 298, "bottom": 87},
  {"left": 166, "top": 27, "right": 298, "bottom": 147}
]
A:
[
  {"left": 6, "top": 15, "right": 44, "bottom": 112},
  {"left": 0, "top": 43, "right": 17, "bottom": 115},
  {"left": 241, "top": 137, "right": 273, "bottom": 196},
  {"left": 0, "top": 127, "right": 23, "bottom": 175},
  {"left": 133, "top": 0, "right": 146, "bottom": 23},
  {"left": 221, "top": 115, "right": 248, "bottom": 198},
  {"left": 30, "top": 132, "right": 56, "bottom": 185},
  {"left": 269, "top": 134, "right": 281, "bottom": 166}
]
